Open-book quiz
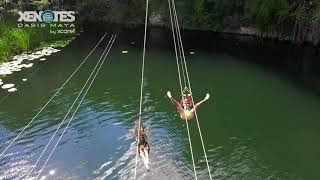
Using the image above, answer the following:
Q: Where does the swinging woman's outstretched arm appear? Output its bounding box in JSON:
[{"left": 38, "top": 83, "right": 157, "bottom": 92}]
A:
[
  {"left": 193, "top": 93, "right": 210, "bottom": 110},
  {"left": 167, "top": 91, "right": 184, "bottom": 111},
  {"left": 167, "top": 91, "right": 179, "bottom": 104}
]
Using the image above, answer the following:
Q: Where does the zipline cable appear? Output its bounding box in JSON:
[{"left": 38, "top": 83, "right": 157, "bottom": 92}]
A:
[
  {"left": 168, "top": 0, "right": 198, "bottom": 179},
  {"left": 171, "top": 0, "right": 213, "bottom": 179},
  {"left": 168, "top": 0, "right": 183, "bottom": 94},
  {"left": 0, "top": 33, "right": 107, "bottom": 158},
  {"left": 25, "top": 34, "right": 116, "bottom": 179},
  {"left": 34, "top": 34, "right": 117, "bottom": 180},
  {"left": 134, "top": 0, "right": 149, "bottom": 179},
  {"left": 172, "top": 14, "right": 187, "bottom": 87}
]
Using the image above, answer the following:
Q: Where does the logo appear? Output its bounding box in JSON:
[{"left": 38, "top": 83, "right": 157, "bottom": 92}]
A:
[
  {"left": 18, "top": 10, "right": 75, "bottom": 23},
  {"left": 17, "top": 10, "right": 76, "bottom": 35},
  {"left": 42, "top": 10, "right": 54, "bottom": 23}
]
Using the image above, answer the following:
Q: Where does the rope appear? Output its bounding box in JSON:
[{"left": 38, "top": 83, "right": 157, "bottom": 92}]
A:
[
  {"left": 171, "top": 0, "right": 213, "bottom": 179},
  {"left": 0, "top": 32, "right": 107, "bottom": 158},
  {"left": 25, "top": 34, "right": 116, "bottom": 179},
  {"left": 34, "top": 34, "right": 117, "bottom": 180},
  {"left": 173, "top": 16, "right": 187, "bottom": 87},
  {"left": 168, "top": 0, "right": 183, "bottom": 95},
  {"left": 134, "top": 0, "right": 149, "bottom": 179},
  {"left": 168, "top": 0, "right": 197, "bottom": 179}
]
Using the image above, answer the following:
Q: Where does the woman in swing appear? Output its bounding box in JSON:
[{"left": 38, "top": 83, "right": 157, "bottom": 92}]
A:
[
  {"left": 135, "top": 122, "right": 150, "bottom": 171},
  {"left": 167, "top": 88, "right": 210, "bottom": 120}
]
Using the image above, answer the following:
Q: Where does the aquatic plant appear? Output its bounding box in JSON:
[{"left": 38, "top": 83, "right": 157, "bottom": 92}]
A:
[
  {"left": 0, "top": 37, "right": 11, "bottom": 62},
  {"left": 9, "top": 28, "right": 30, "bottom": 52},
  {"left": 28, "top": 28, "right": 51, "bottom": 48},
  {"left": 0, "top": 23, "right": 7, "bottom": 35},
  {"left": 0, "top": 21, "right": 74, "bottom": 64}
]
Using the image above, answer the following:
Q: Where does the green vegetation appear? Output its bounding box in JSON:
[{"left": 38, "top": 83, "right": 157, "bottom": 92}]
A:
[
  {"left": 0, "top": 37, "right": 11, "bottom": 61},
  {"left": 9, "top": 28, "right": 30, "bottom": 51},
  {"left": 190, "top": 0, "right": 244, "bottom": 31},
  {"left": 4, "top": 0, "right": 318, "bottom": 31},
  {"left": 0, "top": 22, "right": 74, "bottom": 63},
  {"left": 75, "top": 0, "right": 146, "bottom": 28},
  {"left": 1, "top": 0, "right": 319, "bottom": 45},
  {"left": 245, "top": 0, "right": 290, "bottom": 29},
  {"left": 160, "top": 0, "right": 319, "bottom": 44},
  {"left": 191, "top": 0, "right": 221, "bottom": 30},
  {"left": 0, "top": 24, "right": 13, "bottom": 62},
  {"left": 312, "top": 2, "right": 320, "bottom": 22}
]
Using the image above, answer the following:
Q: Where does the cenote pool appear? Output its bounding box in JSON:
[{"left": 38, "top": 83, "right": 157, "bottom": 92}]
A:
[{"left": 0, "top": 27, "right": 320, "bottom": 179}]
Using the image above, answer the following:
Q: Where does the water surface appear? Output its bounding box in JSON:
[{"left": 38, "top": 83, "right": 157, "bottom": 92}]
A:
[{"left": 0, "top": 28, "right": 320, "bottom": 179}]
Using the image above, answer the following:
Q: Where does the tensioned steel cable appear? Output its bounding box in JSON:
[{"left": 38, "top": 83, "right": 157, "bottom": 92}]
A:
[
  {"left": 0, "top": 33, "right": 107, "bottom": 158},
  {"left": 167, "top": 0, "right": 197, "bottom": 179},
  {"left": 34, "top": 34, "right": 117, "bottom": 180},
  {"left": 173, "top": 14, "right": 187, "bottom": 87},
  {"left": 168, "top": 0, "right": 183, "bottom": 94},
  {"left": 25, "top": 34, "right": 116, "bottom": 179},
  {"left": 134, "top": 0, "right": 149, "bottom": 179},
  {"left": 171, "top": 0, "right": 213, "bottom": 179}
]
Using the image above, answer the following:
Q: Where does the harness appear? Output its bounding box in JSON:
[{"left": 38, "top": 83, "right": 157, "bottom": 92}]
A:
[
  {"left": 182, "top": 94, "right": 192, "bottom": 111},
  {"left": 181, "top": 87, "right": 193, "bottom": 111}
]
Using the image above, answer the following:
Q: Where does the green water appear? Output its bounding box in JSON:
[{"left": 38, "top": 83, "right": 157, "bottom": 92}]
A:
[{"left": 0, "top": 28, "right": 320, "bottom": 179}]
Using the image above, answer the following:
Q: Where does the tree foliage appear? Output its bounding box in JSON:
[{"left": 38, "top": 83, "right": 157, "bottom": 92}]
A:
[{"left": 245, "top": 0, "right": 290, "bottom": 29}]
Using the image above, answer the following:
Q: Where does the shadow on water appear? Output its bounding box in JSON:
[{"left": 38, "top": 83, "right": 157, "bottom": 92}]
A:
[{"left": 181, "top": 30, "right": 320, "bottom": 98}]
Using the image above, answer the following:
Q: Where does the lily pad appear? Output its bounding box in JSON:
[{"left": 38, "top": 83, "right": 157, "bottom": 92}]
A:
[
  {"left": 8, "top": 88, "right": 17, "bottom": 92},
  {"left": 23, "top": 63, "right": 33, "bottom": 68},
  {"left": 2, "top": 84, "right": 14, "bottom": 89}
]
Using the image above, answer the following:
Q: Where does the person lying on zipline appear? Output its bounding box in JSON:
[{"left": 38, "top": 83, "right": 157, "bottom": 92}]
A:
[
  {"left": 167, "top": 88, "right": 210, "bottom": 120},
  {"left": 135, "top": 124, "right": 150, "bottom": 171}
]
